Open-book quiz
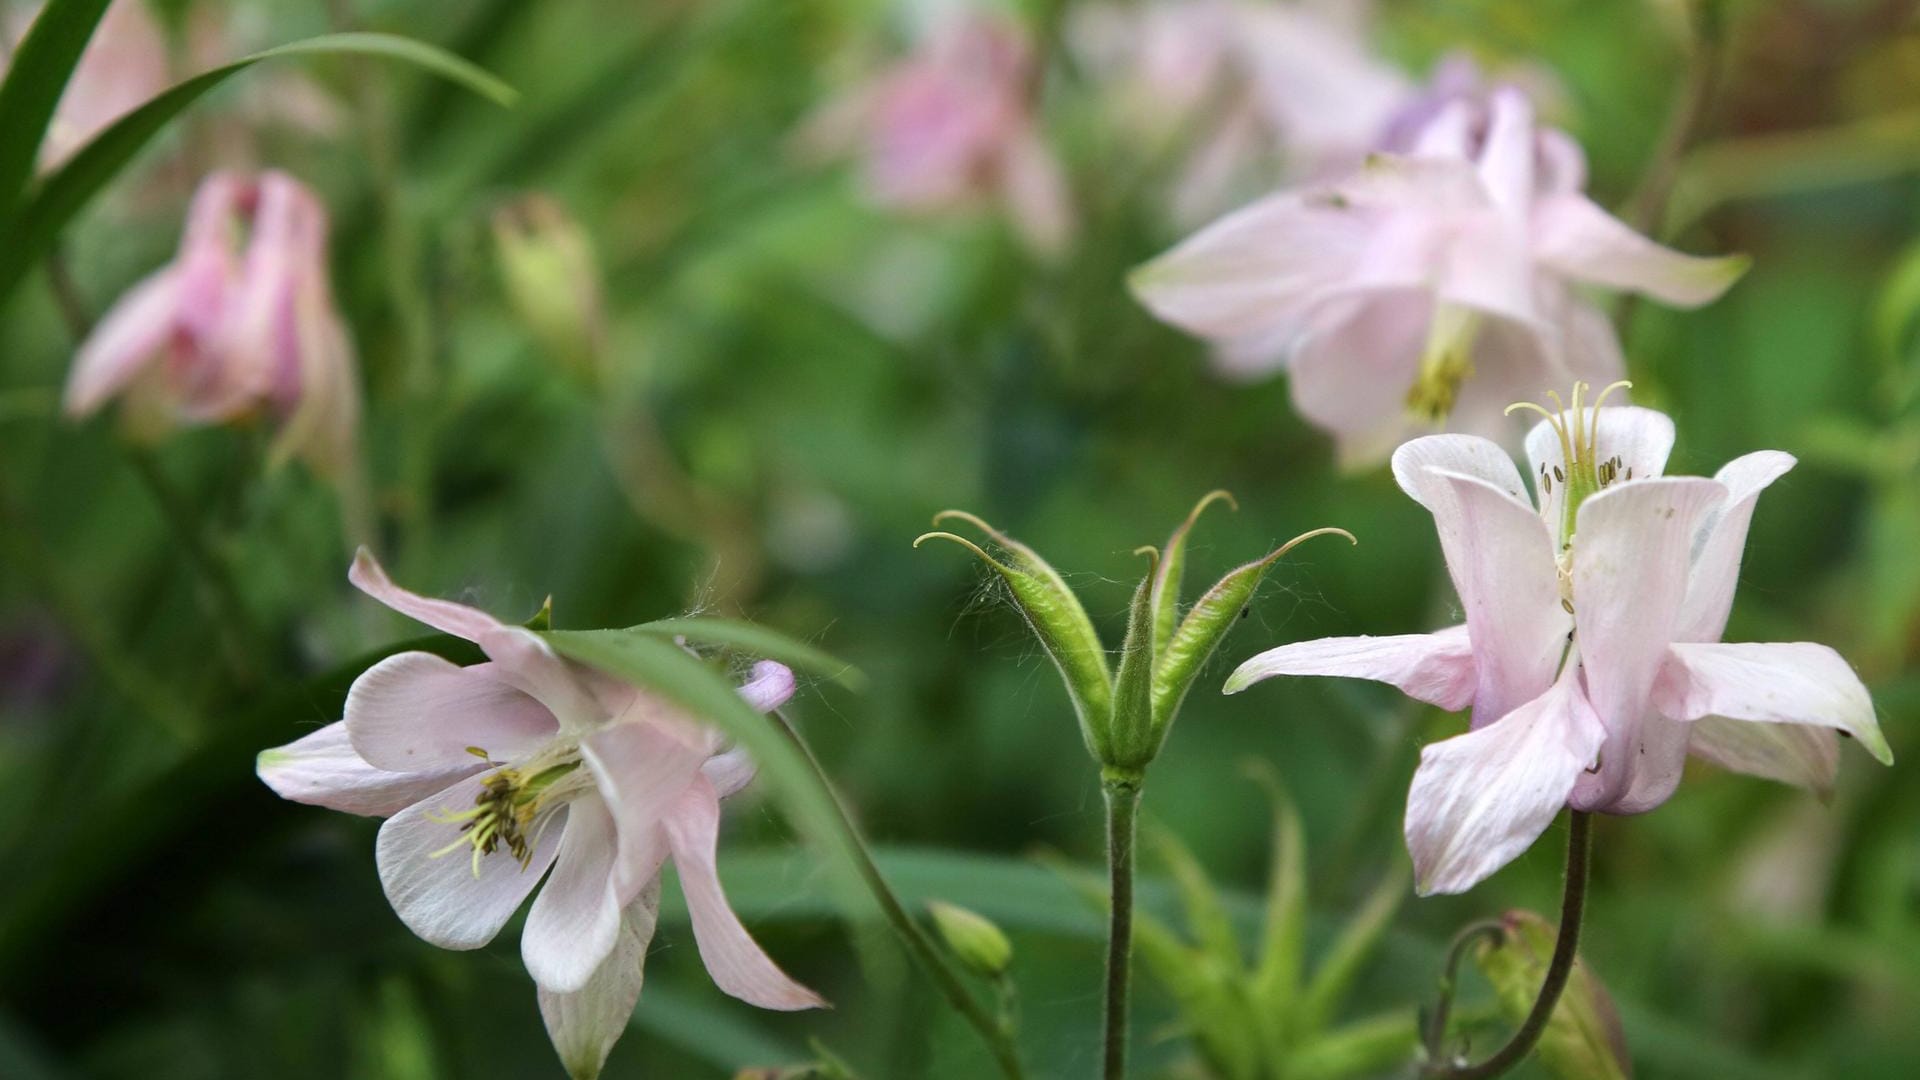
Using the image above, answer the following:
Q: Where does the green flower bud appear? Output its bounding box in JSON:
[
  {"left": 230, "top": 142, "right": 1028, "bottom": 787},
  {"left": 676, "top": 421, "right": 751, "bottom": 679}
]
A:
[
  {"left": 1107, "top": 547, "right": 1160, "bottom": 773},
  {"left": 493, "top": 194, "right": 608, "bottom": 385},
  {"left": 927, "top": 900, "right": 1014, "bottom": 978},
  {"left": 1474, "top": 910, "right": 1632, "bottom": 1080}
]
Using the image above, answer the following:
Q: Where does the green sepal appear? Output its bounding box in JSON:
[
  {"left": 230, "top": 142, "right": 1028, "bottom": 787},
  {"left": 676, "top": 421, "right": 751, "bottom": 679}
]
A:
[
  {"left": 1296, "top": 860, "right": 1410, "bottom": 1035},
  {"left": 1107, "top": 548, "right": 1160, "bottom": 770},
  {"left": 1246, "top": 762, "right": 1308, "bottom": 1026},
  {"left": 1151, "top": 490, "right": 1237, "bottom": 658},
  {"left": 1473, "top": 910, "right": 1631, "bottom": 1080},
  {"left": 915, "top": 512, "right": 1113, "bottom": 761},
  {"left": 1149, "top": 824, "right": 1243, "bottom": 980}
]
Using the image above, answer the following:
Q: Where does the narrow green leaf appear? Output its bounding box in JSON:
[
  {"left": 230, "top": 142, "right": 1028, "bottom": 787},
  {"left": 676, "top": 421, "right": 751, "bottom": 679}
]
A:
[
  {"left": 1474, "top": 910, "right": 1632, "bottom": 1080},
  {"left": 629, "top": 616, "right": 864, "bottom": 690},
  {"left": 1287, "top": 1010, "right": 1422, "bottom": 1080},
  {"left": 915, "top": 512, "right": 1113, "bottom": 760},
  {"left": 1149, "top": 823, "right": 1243, "bottom": 978},
  {"left": 1249, "top": 763, "right": 1309, "bottom": 1018},
  {"left": 1107, "top": 549, "right": 1160, "bottom": 770},
  {"left": 0, "top": 0, "right": 111, "bottom": 222},
  {"left": 1296, "top": 860, "right": 1410, "bottom": 1034},
  {"left": 1150, "top": 490, "right": 1236, "bottom": 658},
  {"left": 0, "top": 31, "right": 516, "bottom": 300},
  {"left": 1153, "top": 527, "right": 1356, "bottom": 736}
]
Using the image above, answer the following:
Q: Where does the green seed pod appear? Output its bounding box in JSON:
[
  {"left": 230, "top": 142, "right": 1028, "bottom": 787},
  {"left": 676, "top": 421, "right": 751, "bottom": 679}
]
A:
[{"left": 927, "top": 900, "right": 1015, "bottom": 979}]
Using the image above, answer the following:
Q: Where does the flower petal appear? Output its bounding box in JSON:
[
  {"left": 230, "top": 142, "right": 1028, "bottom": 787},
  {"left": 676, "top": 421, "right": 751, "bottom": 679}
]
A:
[
  {"left": 1425, "top": 469, "right": 1569, "bottom": 727},
  {"left": 737, "top": 660, "right": 797, "bottom": 713},
  {"left": 1390, "top": 433, "right": 1531, "bottom": 508},
  {"left": 349, "top": 548, "right": 503, "bottom": 642},
  {"left": 1533, "top": 193, "right": 1748, "bottom": 306},
  {"left": 998, "top": 125, "right": 1073, "bottom": 258},
  {"left": 63, "top": 269, "right": 180, "bottom": 417},
  {"left": 581, "top": 720, "right": 706, "bottom": 899},
  {"left": 1599, "top": 713, "right": 1693, "bottom": 815},
  {"left": 1525, "top": 405, "right": 1674, "bottom": 529},
  {"left": 702, "top": 747, "right": 758, "bottom": 800},
  {"left": 663, "top": 777, "right": 826, "bottom": 1010},
  {"left": 1653, "top": 642, "right": 1891, "bottom": 765},
  {"left": 256, "top": 720, "right": 479, "bottom": 817},
  {"left": 1688, "top": 716, "right": 1840, "bottom": 798},
  {"left": 1405, "top": 667, "right": 1604, "bottom": 895},
  {"left": 1287, "top": 289, "right": 1427, "bottom": 457},
  {"left": 476, "top": 625, "right": 606, "bottom": 735},
  {"left": 375, "top": 773, "right": 563, "bottom": 950},
  {"left": 1224, "top": 625, "right": 1476, "bottom": 710},
  {"left": 1675, "top": 450, "right": 1796, "bottom": 642},
  {"left": 344, "top": 652, "right": 557, "bottom": 773},
  {"left": 1569, "top": 476, "right": 1726, "bottom": 810},
  {"left": 523, "top": 796, "right": 624, "bottom": 994},
  {"left": 1475, "top": 88, "right": 1535, "bottom": 222},
  {"left": 539, "top": 880, "right": 659, "bottom": 1080}
]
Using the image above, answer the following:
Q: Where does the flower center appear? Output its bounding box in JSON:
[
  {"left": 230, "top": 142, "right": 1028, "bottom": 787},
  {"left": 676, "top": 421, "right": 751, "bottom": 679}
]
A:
[
  {"left": 1505, "top": 379, "right": 1634, "bottom": 552},
  {"left": 1405, "top": 305, "right": 1480, "bottom": 423},
  {"left": 428, "top": 748, "right": 587, "bottom": 877}
]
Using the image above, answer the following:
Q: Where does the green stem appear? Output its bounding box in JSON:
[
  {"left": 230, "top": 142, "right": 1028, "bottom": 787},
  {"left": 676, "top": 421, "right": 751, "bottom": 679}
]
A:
[
  {"left": 771, "top": 711, "right": 1027, "bottom": 1080},
  {"left": 1101, "top": 773, "right": 1142, "bottom": 1080},
  {"left": 124, "top": 446, "right": 264, "bottom": 681},
  {"left": 1423, "top": 811, "right": 1593, "bottom": 1079}
]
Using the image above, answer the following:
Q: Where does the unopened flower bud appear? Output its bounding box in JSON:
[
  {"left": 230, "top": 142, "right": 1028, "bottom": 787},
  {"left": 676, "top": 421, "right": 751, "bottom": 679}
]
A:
[
  {"left": 493, "top": 193, "right": 608, "bottom": 384},
  {"left": 928, "top": 900, "right": 1013, "bottom": 978},
  {"left": 1473, "top": 910, "right": 1631, "bottom": 1080}
]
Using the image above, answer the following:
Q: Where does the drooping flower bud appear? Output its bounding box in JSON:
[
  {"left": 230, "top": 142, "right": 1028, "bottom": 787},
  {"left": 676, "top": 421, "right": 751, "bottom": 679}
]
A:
[
  {"left": 492, "top": 193, "right": 608, "bottom": 385},
  {"left": 927, "top": 900, "right": 1014, "bottom": 978},
  {"left": 1473, "top": 910, "right": 1632, "bottom": 1080}
]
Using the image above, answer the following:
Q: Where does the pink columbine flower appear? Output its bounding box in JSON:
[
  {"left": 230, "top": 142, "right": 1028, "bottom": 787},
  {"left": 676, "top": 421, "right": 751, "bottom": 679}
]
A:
[
  {"left": 797, "top": 10, "right": 1072, "bottom": 257},
  {"left": 1226, "top": 387, "right": 1892, "bottom": 895},
  {"left": 62, "top": 170, "right": 361, "bottom": 478},
  {"left": 1130, "top": 85, "right": 1748, "bottom": 465},
  {"left": 258, "top": 551, "right": 822, "bottom": 1078}
]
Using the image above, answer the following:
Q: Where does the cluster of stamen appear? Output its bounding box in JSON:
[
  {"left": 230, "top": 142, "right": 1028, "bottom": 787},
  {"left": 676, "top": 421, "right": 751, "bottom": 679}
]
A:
[
  {"left": 1406, "top": 307, "right": 1481, "bottom": 423},
  {"left": 1505, "top": 380, "right": 1636, "bottom": 615},
  {"left": 428, "top": 749, "right": 583, "bottom": 877}
]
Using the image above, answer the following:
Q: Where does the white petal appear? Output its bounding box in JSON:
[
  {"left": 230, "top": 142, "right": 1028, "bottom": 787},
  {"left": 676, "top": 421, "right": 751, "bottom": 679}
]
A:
[
  {"left": 375, "top": 773, "right": 563, "bottom": 950},
  {"left": 1533, "top": 193, "right": 1748, "bottom": 306},
  {"left": 63, "top": 269, "right": 181, "bottom": 417},
  {"left": 523, "top": 797, "right": 624, "bottom": 994},
  {"left": 1599, "top": 713, "right": 1693, "bottom": 815},
  {"left": 256, "top": 720, "right": 478, "bottom": 817},
  {"left": 663, "top": 778, "right": 826, "bottom": 1010},
  {"left": 1390, "top": 433, "right": 1530, "bottom": 509},
  {"left": 737, "top": 660, "right": 796, "bottom": 713},
  {"left": 702, "top": 747, "right": 759, "bottom": 800},
  {"left": 1475, "top": 88, "right": 1535, "bottom": 222},
  {"left": 1425, "top": 470, "right": 1569, "bottom": 727},
  {"left": 344, "top": 652, "right": 556, "bottom": 773},
  {"left": 1224, "top": 626, "right": 1477, "bottom": 710},
  {"left": 1675, "top": 450, "right": 1796, "bottom": 642},
  {"left": 1569, "top": 476, "right": 1726, "bottom": 810},
  {"left": 582, "top": 721, "right": 707, "bottom": 898},
  {"left": 1405, "top": 667, "right": 1604, "bottom": 895},
  {"left": 1688, "top": 716, "right": 1840, "bottom": 797},
  {"left": 1653, "top": 642, "right": 1891, "bottom": 765},
  {"left": 1525, "top": 405, "right": 1675, "bottom": 531},
  {"left": 1287, "top": 290, "right": 1428, "bottom": 455},
  {"left": 476, "top": 626, "right": 606, "bottom": 735},
  {"left": 349, "top": 548, "right": 503, "bottom": 642},
  {"left": 539, "top": 881, "right": 660, "bottom": 1080}
]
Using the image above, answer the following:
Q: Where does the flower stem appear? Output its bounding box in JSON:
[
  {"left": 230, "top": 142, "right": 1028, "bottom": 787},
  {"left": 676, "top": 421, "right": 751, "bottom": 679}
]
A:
[
  {"left": 1423, "top": 810, "right": 1593, "bottom": 1079},
  {"left": 770, "top": 711, "right": 1027, "bottom": 1080},
  {"left": 1101, "top": 772, "right": 1142, "bottom": 1080}
]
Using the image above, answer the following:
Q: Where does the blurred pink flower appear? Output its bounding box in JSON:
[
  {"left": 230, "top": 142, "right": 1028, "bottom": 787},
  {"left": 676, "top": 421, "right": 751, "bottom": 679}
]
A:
[
  {"left": 1131, "top": 86, "right": 1748, "bottom": 465},
  {"left": 62, "top": 170, "right": 361, "bottom": 478},
  {"left": 259, "top": 551, "right": 822, "bottom": 1078},
  {"left": 799, "top": 11, "right": 1072, "bottom": 257},
  {"left": 1227, "top": 397, "right": 1891, "bottom": 895},
  {"left": 6, "top": 0, "right": 171, "bottom": 170}
]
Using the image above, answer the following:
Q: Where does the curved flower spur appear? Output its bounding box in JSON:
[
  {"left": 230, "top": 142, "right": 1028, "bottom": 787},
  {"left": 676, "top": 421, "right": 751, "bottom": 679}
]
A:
[
  {"left": 257, "top": 550, "right": 821, "bottom": 1079},
  {"left": 1226, "top": 384, "right": 1893, "bottom": 897}
]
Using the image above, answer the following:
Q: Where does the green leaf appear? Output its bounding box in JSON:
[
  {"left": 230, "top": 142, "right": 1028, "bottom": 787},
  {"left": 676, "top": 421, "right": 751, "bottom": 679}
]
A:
[
  {"left": 1287, "top": 1010, "right": 1422, "bottom": 1080},
  {"left": 1148, "top": 824, "right": 1243, "bottom": 978},
  {"left": 0, "top": 31, "right": 517, "bottom": 301},
  {"left": 1474, "top": 910, "right": 1632, "bottom": 1080},
  {"left": 1107, "top": 549, "right": 1160, "bottom": 771},
  {"left": 1150, "top": 490, "right": 1236, "bottom": 658},
  {"left": 1249, "top": 763, "right": 1309, "bottom": 1020},
  {"left": 1155, "top": 527, "right": 1355, "bottom": 734},
  {"left": 1296, "top": 861, "right": 1410, "bottom": 1035},
  {"left": 0, "top": 0, "right": 111, "bottom": 223},
  {"left": 915, "top": 512, "right": 1113, "bottom": 761},
  {"left": 626, "top": 616, "right": 865, "bottom": 690}
]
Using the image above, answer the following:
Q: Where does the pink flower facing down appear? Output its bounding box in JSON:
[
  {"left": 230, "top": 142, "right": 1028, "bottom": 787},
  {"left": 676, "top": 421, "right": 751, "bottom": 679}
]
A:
[
  {"left": 258, "top": 551, "right": 822, "bottom": 1078},
  {"left": 1130, "top": 85, "right": 1749, "bottom": 465},
  {"left": 1226, "top": 390, "right": 1893, "bottom": 895},
  {"left": 799, "top": 11, "right": 1072, "bottom": 257},
  {"left": 62, "top": 171, "right": 361, "bottom": 478}
]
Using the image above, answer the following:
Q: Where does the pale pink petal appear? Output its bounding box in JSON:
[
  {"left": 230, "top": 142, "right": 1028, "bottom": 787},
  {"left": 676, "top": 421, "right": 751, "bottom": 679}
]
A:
[
  {"left": 1474, "top": 88, "right": 1535, "bottom": 221},
  {"left": 1600, "top": 713, "right": 1693, "bottom": 815},
  {"left": 1688, "top": 716, "right": 1840, "bottom": 797},
  {"left": 662, "top": 777, "right": 826, "bottom": 1010},
  {"left": 1390, "top": 432, "right": 1531, "bottom": 508},
  {"left": 348, "top": 548, "right": 504, "bottom": 642},
  {"left": 1533, "top": 193, "right": 1748, "bottom": 306},
  {"left": 1224, "top": 625, "right": 1476, "bottom": 710},
  {"left": 1426, "top": 469, "right": 1568, "bottom": 726},
  {"left": 1525, "top": 405, "right": 1674, "bottom": 531},
  {"left": 476, "top": 625, "right": 605, "bottom": 735},
  {"left": 703, "top": 747, "right": 758, "bottom": 800},
  {"left": 1554, "top": 294, "right": 1626, "bottom": 385},
  {"left": 1237, "top": 5, "right": 1413, "bottom": 167},
  {"left": 1442, "top": 315, "right": 1563, "bottom": 446},
  {"left": 1536, "top": 128, "right": 1587, "bottom": 196},
  {"left": 1653, "top": 641, "right": 1891, "bottom": 764},
  {"left": 1568, "top": 477, "right": 1729, "bottom": 811},
  {"left": 1287, "top": 289, "right": 1427, "bottom": 454},
  {"left": 738, "top": 660, "right": 797, "bottom": 713},
  {"left": 523, "top": 796, "right": 623, "bottom": 994},
  {"left": 1405, "top": 667, "right": 1605, "bottom": 895},
  {"left": 1675, "top": 450, "right": 1796, "bottom": 642},
  {"left": 344, "top": 652, "right": 556, "bottom": 773},
  {"left": 256, "top": 720, "right": 479, "bottom": 817},
  {"left": 581, "top": 721, "right": 707, "bottom": 898},
  {"left": 63, "top": 269, "right": 181, "bottom": 417},
  {"left": 1436, "top": 213, "right": 1537, "bottom": 326},
  {"left": 1406, "top": 99, "right": 1477, "bottom": 160},
  {"left": 375, "top": 773, "right": 563, "bottom": 950},
  {"left": 998, "top": 126, "right": 1074, "bottom": 259},
  {"left": 539, "top": 881, "right": 659, "bottom": 1080}
]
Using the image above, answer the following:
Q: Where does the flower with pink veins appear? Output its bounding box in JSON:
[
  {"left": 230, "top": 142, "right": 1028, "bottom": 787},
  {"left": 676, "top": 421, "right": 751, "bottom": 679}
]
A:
[
  {"left": 797, "top": 10, "right": 1072, "bottom": 257},
  {"left": 62, "top": 170, "right": 361, "bottom": 479},
  {"left": 1131, "top": 86, "right": 1748, "bottom": 465},
  {"left": 1225, "top": 387, "right": 1891, "bottom": 895},
  {"left": 257, "top": 551, "right": 823, "bottom": 1078}
]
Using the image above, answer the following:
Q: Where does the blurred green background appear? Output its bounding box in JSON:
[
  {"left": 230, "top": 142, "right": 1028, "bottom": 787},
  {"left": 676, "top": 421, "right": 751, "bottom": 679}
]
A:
[{"left": 2, "top": 0, "right": 1919, "bottom": 1077}]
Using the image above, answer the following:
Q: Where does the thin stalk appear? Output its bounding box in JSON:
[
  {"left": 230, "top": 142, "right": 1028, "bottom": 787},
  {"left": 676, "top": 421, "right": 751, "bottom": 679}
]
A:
[
  {"left": 1101, "top": 774, "right": 1142, "bottom": 1080},
  {"left": 1423, "top": 811, "right": 1593, "bottom": 1079},
  {"left": 124, "top": 447, "right": 265, "bottom": 681},
  {"left": 770, "top": 711, "right": 1027, "bottom": 1080}
]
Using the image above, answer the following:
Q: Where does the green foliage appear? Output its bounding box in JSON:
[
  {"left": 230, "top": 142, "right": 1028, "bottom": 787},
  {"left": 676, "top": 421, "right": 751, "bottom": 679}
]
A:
[{"left": 1473, "top": 911, "right": 1632, "bottom": 1080}]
